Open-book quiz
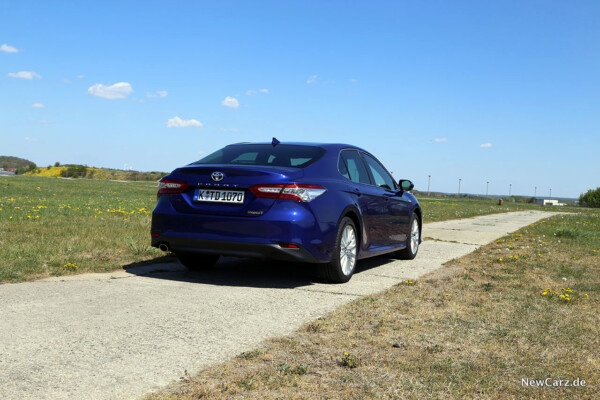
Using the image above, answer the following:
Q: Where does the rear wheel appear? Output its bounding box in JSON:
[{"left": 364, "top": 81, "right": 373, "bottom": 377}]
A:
[
  {"left": 395, "top": 213, "right": 420, "bottom": 260},
  {"left": 177, "top": 253, "right": 220, "bottom": 270},
  {"left": 321, "top": 217, "right": 358, "bottom": 283}
]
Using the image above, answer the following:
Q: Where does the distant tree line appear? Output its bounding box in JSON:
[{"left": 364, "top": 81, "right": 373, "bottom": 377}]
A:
[
  {"left": 15, "top": 163, "right": 37, "bottom": 175},
  {"left": 580, "top": 188, "right": 600, "bottom": 208}
]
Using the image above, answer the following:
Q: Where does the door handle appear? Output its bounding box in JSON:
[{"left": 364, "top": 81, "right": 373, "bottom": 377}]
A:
[{"left": 353, "top": 188, "right": 362, "bottom": 196}]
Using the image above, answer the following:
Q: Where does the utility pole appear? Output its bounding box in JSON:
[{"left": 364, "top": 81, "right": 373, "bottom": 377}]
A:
[
  {"left": 534, "top": 186, "right": 537, "bottom": 198},
  {"left": 458, "top": 178, "right": 461, "bottom": 195},
  {"left": 509, "top": 183, "right": 512, "bottom": 196},
  {"left": 427, "top": 175, "right": 431, "bottom": 196},
  {"left": 486, "top": 181, "right": 489, "bottom": 196},
  {"left": 549, "top": 188, "right": 552, "bottom": 198}
]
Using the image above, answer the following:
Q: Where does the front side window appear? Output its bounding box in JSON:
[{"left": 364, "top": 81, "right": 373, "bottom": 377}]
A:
[
  {"left": 361, "top": 153, "right": 396, "bottom": 190},
  {"left": 340, "top": 150, "right": 371, "bottom": 185}
]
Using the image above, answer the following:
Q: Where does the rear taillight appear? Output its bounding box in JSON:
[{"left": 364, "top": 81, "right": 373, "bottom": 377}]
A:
[
  {"left": 249, "top": 184, "right": 327, "bottom": 202},
  {"left": 278, "top": 242, "right": 299, "bottom": 249},
  {"left": 157, "top": 179, "right": 189, "bottom": 194}
]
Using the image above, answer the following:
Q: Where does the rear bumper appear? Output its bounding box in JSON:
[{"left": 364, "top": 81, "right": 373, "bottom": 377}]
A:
[
  {"left": 150, "top": 195, "right": 338, "bottom": 263},
  {"left": 152, "top": 235, "right": 321, "bottom": 263}
]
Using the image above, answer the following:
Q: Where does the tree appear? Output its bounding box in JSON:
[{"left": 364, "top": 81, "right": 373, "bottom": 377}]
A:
[{"left": 579, "top": 187, "right": 600, "bottom": 208}]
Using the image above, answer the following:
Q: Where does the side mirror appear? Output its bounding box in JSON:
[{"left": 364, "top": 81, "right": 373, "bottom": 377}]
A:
[{"left": 399, "top": 179, "right": 414, "bottom": 192}]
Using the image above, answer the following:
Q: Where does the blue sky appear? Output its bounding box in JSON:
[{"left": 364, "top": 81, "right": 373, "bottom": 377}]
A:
[{"left": 1, "top": 0, "right": 598, "bottom": 198}]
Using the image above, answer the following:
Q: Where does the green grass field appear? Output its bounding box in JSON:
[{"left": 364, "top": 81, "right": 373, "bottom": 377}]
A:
[
  {"left": 417, "top": 196, "right": 547, "bottom": 222},
  {"left": 0, "top": 175, "right": 576, "bottom": 283},
  {"left": 0, "top": 175, "right": 162, "bottom": 282}
]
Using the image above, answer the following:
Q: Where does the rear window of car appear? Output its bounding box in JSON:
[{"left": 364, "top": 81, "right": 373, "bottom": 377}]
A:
[{"left": 193, "top": 144, "right": 326, "bottom": 168}]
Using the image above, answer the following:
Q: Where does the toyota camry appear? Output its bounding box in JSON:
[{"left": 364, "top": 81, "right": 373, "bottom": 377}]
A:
[{"left": 151, "top": 140, "right": 421, "bottom": 282}]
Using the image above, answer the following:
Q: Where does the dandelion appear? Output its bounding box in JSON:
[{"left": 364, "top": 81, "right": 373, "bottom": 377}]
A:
[{"left": 64, "top": 262, "right": 78, "bottom": 270}]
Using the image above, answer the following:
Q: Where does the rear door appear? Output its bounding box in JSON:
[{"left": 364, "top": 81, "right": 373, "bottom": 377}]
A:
[{"left": 339, "top": 150, "right": 382, "bottom": 249}]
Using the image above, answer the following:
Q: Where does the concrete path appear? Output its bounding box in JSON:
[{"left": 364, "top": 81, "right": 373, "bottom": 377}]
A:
[{"left": 0, "top": 210, "right": 558, "bottom": 400}]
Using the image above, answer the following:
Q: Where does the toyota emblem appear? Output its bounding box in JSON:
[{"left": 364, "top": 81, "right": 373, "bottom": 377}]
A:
[{"left": 211, "top": 171, "right": 224, "bottom": 182}]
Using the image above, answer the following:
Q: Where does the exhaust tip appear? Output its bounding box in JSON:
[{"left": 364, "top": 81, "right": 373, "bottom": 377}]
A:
[{"left": 158, "top": 243, "right": 170, "bottom": 252}]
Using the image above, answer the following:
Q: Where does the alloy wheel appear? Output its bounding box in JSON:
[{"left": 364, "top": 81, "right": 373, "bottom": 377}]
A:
[
  {"left": 340, "top": 224, "right": 357, "bottom": 276},
  {"left": 410, "top": 219, "right": 419, "bottom": 255}
]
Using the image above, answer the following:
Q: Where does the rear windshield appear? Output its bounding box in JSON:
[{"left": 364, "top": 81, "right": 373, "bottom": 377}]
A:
[{"left": 193, "top": 144, "right": 326, "bottom": 168}]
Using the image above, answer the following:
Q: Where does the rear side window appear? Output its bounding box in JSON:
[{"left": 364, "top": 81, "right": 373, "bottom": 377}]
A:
[
  {"left": 340, "top": 150, "right": 371, "bottom": 185},
  {"left": 338, "top": 156, "right": 350, "bottom": 179},
  {"left": 194, "top": 144, "right": 326, "bottom": 168}
]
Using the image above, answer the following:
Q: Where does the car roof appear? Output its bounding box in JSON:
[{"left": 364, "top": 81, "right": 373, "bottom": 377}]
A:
[{"left": 228, "top": 141, "right": 367, "bottom": 152}]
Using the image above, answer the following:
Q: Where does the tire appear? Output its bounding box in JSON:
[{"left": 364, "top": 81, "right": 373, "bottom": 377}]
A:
[
  {"left": 320, "top": 217, "right": 358, "bottom": 283},
  {"left": 395, "top": 213, "right": 420, "bottom": 260},
  {"left": 177, "top": 252, "right": 220, "bottom": 270}
]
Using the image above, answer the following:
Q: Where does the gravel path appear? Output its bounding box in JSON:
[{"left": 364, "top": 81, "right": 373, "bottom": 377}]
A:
[{"left": 0, "top": 210, "right": 559, "bottom": 400}]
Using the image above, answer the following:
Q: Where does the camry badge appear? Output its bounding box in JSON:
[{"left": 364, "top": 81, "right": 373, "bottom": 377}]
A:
[{"left": 211, "top": 171, "right": 224, "bottom": 182}]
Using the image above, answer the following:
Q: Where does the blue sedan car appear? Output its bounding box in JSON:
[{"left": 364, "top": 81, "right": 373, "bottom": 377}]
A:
[{"left": 151, "top": 141, "right": 421, "bottom": 282}]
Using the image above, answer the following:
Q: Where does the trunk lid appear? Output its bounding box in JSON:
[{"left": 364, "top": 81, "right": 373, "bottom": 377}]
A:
[{"left": 166, "top": 164, "right": 303, "bottom": 217}]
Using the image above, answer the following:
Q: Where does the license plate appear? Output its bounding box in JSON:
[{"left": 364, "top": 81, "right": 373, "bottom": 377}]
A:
[{"left": 193, "top": 189, "right": 245, "bottom": 204}]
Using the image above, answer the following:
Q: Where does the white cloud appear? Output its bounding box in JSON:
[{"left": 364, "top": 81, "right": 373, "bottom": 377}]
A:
[
  {"left": 0, "top": 44, "right": 20, "bottom": 53},
  {"left": 77, "top": 75, "right": 84, "bottom": 79},
  {"left": 247, "top": 89, "right": 269, "bottom": 96},
  {"left": 62, "top": 78, "right": 72, "bottom": 84},
  {"left": 350, "top": 78, "right": 357, "bottom": 83},
  {"left": 87, "top": 82, "right": 133, "bottom": 99},
  {"left": 434, "top": 138, "right": 448, "bottom": 142},
  {"left": 306, "top": 74, "right": 318, "bottom": 84},
  {"left": 147, "top": 90, "right": 168, "bottom": 98},
  {"left": 222, "top": 96, "right": 239, "bottom": 109},
  {"left": 24, "top": 136, "right": 37, "bottom": 142},
  {"left": 32, "top": 103, "right": 45, "bottom": 108},
  {"left": 480, "top": 142, "right": 492, "bottom": 148},
  {"left": 8, "top": 71, "right": 41, "bottom": 80},
  {"left": 166, "top": 116, "right": 203, "bottom": 128}
]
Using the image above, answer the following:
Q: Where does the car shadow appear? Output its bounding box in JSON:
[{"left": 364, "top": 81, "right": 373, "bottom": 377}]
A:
[{"left": 123, "top": 254, "right": 397, "bottom": 289}]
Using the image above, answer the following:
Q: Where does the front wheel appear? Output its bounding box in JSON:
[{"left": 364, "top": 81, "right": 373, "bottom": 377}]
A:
[
  {"left": 395, "top": 213, "right": 420, "bottom": 260},
  {"left": 177, "top": 253, "right": 220, "bottom": 270},
  {"left": 320, "top": 217, "right": 358, "bottom": 283}
]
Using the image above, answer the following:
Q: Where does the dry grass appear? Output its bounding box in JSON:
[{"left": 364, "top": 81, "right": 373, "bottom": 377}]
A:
[{"left": 147, "top": 212, "right": 600, "bottom": 399}]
